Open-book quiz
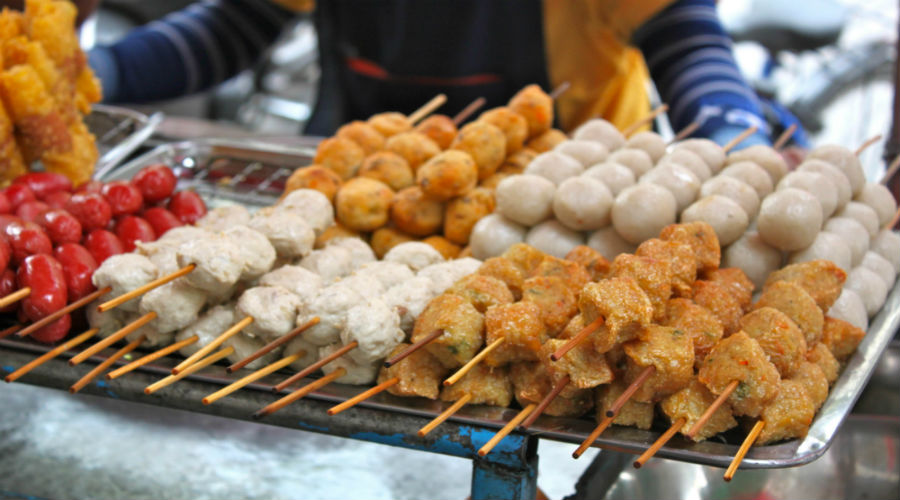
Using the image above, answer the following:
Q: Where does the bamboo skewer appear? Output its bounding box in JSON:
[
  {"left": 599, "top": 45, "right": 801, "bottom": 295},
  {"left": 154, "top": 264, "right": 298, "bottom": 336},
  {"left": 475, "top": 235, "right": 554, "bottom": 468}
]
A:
[
  {"left": 633, "top": 418, "right": 686, "bottom": 468},
  {"left": 772, "top": 124, "right": 797, "bottom": 151},
  {"left": 443, "top": 337, "right": 504, "bottom": 387},
  {"left": 724, "top": 420, "right": 765, "bottom": 481},
  {"left": 520, "top": 375, "right": 569, "bottom": 430},
  {"left": 550, "top": 317, "right": 604, "bottom": 361},
  {"left": 384, "top": 329, "right": 443, "bottom": 368},
  {"left": 408, "top": 94, "right": 448, "bottom": 125},
  {"left": 70, "top": 335, "right": 145, "bottom": 393},
  {"left": 172, "top": 316, "right": 253, "bottom": 374},
  {"left": 0, "top": 324, "right": 21, "bottom": 340},
  {"left": 327, "top": 377, "right": 400, "bottom": 416},
  {"left": 880, "top": 155, "right": 900, "bottom": 185},
  {"left": 855, "top": 134, "right": 882, "bottom": 156},
  {"left": 478, "top": 404, "right": 536, "bottom": 457},
  {"left": 722, "top": 126, "right": 759, "bottom": 153},
  {"left": 622, "top": 104, "right": 669, "bottom": 137},
  {"left": 145, "top": 346, "right": 234, "bottom": 395},
  {"left": 5, "top": 328, "right": 98, "bottom": 382},
  {"left": 106, "top": 335, "right": 199, "bottom": 380},
  {"left": 668, "top": 121, "right": 700, "bottom": 144},
  {"left": 572, "top": 414, "right": 615, "bottom": 459},
  {"left": 226, "top": 317, "right": 320, "bottom": 373},
  {"left": 0, "top": 287, "right": 30, "bottom": 309},
  {"left": 685, "top": 380, "right": 739, "bottom": 439},
  {"left": 203, "top": 352, "right": 304, "bottom": 405},
  {"left": 16, "top": 287, "right": 111, "bottom": 338},
  {"left": 254, "top": 367, "right": 347, "bottom": 419},
  {"left": 549, "top": 82, "right": 571, "bottom": 100},
  {"left": 272, "top": 341, "right": 358, "bottom": 392},
  {"left": 69, "top": 311, "right": 157, "bottom": 366},
  {"left": 605, "top": 365, "right": 655, "bottom": 417},
  {"left": 885, "top": 204, "right": 900, "bottom": 231},
  {"left": 97, "top": 265, "right": 195, "bottom": 312},
  {"left": 418, "top": 393, "right": 473, "bottom": 437},
  {"left": 452, "top": 98, "right": 487, "bottom": 125}
]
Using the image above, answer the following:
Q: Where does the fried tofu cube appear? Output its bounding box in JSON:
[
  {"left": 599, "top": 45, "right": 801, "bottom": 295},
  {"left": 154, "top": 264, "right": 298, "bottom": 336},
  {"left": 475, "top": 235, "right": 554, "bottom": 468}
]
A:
[
  {"left": 765, "top": 260, "right": 847, "bottom": 312},
  {"left": 521, "top": 276, "right": 577, "bottom": 336},
  {"left": 822, "top": 316, "right": 866, "bottom": 362},
  {"left": 440, "top": 363, "right": 512, "bottom": 407},
  {"left": 756, "top": 380, "right": 815, "bottom": 445},
  {"left": 755, "top": 280, "right": 824, "bottom": 345},
  {"left": 636, "top": 238, "right": 697, "bottom": 298},
  {"left": 660, "top": 379, "right": 737, "bottom": 441},
  {"left": 380, "top": 344, "right": 448, "bottom": 400},
  {"left": 594, "top": 380, "right": 654, "bottom": 429},
  {"left": 663, "top": 298, "right": 724, "bottom": 367},
  {"left": 446, "top": 274, "right": 514, "bottom": 313},
  {"left": 611, "top": 253, "right": 674, "bottom": 321},
  {"left": 622, "top": 325, "right": 694, "bottom": 402},
  {"left": 698, "top": 331, "right": 781, "bottom": 418},
  {"left": 579, "top": 277, "right": 653, "bottom": 344},
  {"left": 740, "top": 307, "right": 808, "bottom": 377},
  {"left": 483, "top": 301, "right": 547, "bottom": 367},
  {"left": 565, "top": 245, "right": 610, "bottom": 281},
  {"left": 412, "top": 294, "right": 484, "bottom": 369},
  {"left": 659, "top": 221, "right": 721, "bottom": 273},
  {"left": 692, "top": 280, "right": 743, "bottom": 335}
]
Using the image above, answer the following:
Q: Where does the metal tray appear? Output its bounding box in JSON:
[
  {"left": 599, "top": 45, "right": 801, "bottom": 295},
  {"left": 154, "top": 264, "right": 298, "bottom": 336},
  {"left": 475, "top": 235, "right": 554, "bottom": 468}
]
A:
[
  {"left": 87, "top": 104, "right": 163, "bottom": 178},
  {"left": 7, "top": 137, "right": 900, "bottom": 469}
]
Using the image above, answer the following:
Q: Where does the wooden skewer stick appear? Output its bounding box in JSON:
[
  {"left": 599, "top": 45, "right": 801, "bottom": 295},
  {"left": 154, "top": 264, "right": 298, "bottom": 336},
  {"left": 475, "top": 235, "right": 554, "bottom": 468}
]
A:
[
  {"left": 855, "top": 134, "right": 883, "bottom": 156},
  {"left": 685, "top": 379, "right": 739, "bottom": 439},
  {"left": 551, "top": 317, "right": 604, "bottom": 362},
  {"left": 622, "top": 104, "right": 669, "bottom": 137},
  {"left": 443, "top": 337, "right": 504, "bottom": 387},
  {"left": 172, "top": 316, "right": 253, "bottom": 374},
  {"left": 0, "top": 287, "right": 31, "bottom": 309},
  {"left": 106, "top": 335, "right": 199, "bottom": 380},
  {"left": 880, "top": 155, "right": 900, "bottom": 185},
  {"left": 549, "top": 81, "right": 571, "bottom": 100},
  {"left": 273, "top": 341, "right": 358, "bottom": 392},
  {"left": 327, "top": 377, "right": 400, "bottom": 416},
  {"left": 17, "top": 287, "right": 111, "bottom": 338},
  {"left": 605, "top": 365, "right": 655, "bottom": 417},
  {"left": 408, "top": 94, "right": 448, "bottom": 125},
  {"left": 572, "top": 414, "right": 615, "bottom": 459},
  {"left": 520, "top": 375, "right": 569, "bottom": 430},
  {"left": 452, "top": 98, "right": 487, "bottom": 125},
  {"left": 226, "top": 317, "right": 320, "bottom": 373},
  {"left": 70, "top": 335, "right": 145, "bottom": 394},
  {"left": 722, "top": 126, "right": 759, "bottom": 153},
  {"left": 203, "top": 352, "right": 304, "bottom": 405},
  {"left": 478, "top": 404, "right": 537, "bottom": 457},
  {"left": 0, "top": 324, "right": 21, "bottom": 340},
  {"left": 772, "top": 124, "right": 797, "bottom": 151},
  {"left": 145, "top": 347, "right": 235, "bottom": 395},
  {"left": 723, "top": 420, "right": 765, "bottom": 481},
  {"left": 97, "top": 265, "right": 195, "bottom": 313},
  {"left": 418, "top": 393, "right": 473, "bottom": 437},
  {"left": 633, "top": 418, "right": 686, "bottom": 468},
  {"left": 384, "top": 329, "right": 443, "bottom": 368},
  {"left": 668, "top": 121, "right": 701, "bottom": 144},
  {"left": 69, "top": 311, "right": 157, "bottom": 366},
  {"left": 5, "top": 328, "right": 98, "bottom": 383},
  {"left": 254, "top": 367, "right": 347, "bottom": 419},
  {"left": 885, "top": 203, "right": 900, "bottom": 231}
]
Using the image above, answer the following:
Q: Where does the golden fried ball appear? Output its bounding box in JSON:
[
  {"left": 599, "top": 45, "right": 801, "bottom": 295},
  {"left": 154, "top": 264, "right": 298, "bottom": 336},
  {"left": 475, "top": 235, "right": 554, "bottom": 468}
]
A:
[
  {"left": 370, "top": 226, "right": 416, "bottom": 258},
  {"left": 526, "top": 129, "right": 567, "bottom": 153},
  {"left": 444, "top": 187, "right": 496, "bottom": 245},
  {"left": 314, "top": 223, "right": 360, "bottom": 249},
  {"left": 313, "top": 137, "right": 365, "bottom": 180},
  {"left": 480, "top": 172, "right": 513, "bottom": 190},
  {"left": 283, "top": 165, "right": 343, "bottom": 203},
  {"left": 450, "top": 121, "right": 507, "bottom": 180},
  {"left": 508, "top": 84, "right": 553, "bottom": 138},
  {"left": 417, "top": 150, "right": 478, "bottom": 201},
  {"left": 414, "top": 114, "right": 458, "bottom": 150},
  {"left": 390, "top": 186, "right": 445, "bottom": 236},
  {"left": 423, "top": 235, "right": 462, "bottom": 259},
  {"left": 367, "top": 111, "right": 412, "bottom": 138},
  {"left": 358, "top": 151, "right": 414, "bottom": 191},
  {"left": 479, "top": 107, "right": 528, "bottom": 156},
  {"left": 335, "top": 177, "right": 395, "bottom": 232},
  {"left": 499, "top": 148, "right": 538, "bottom": 175},
  {"left": 385, "top": 131, "right": 441, "bottom": 171},
  {"left": 335, "top": 120, "right": 385, "bottom": 155}
]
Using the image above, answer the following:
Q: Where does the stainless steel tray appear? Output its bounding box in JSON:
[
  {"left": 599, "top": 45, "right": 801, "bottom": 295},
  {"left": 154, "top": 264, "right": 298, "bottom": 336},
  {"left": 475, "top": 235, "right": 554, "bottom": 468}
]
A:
[
  {"left": 9, "top": 137, "right": 900, "bottom": 469},
  {"left": 87, "top": 104, "right": 162, "bottom": 178}
]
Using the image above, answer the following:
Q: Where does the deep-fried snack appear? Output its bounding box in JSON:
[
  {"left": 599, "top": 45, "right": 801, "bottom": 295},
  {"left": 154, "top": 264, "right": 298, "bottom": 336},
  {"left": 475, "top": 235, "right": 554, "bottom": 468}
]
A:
[
  {"left": 565, "top": 245, "right": 610, "bottom": 281},
  {"left": 449, "top": 121, "right": 506, "bottom": 181},
  {"left": 663, "top": 298, "right": 723, "bottom": 368},
  {"left": 384, "top": 131, "right": 441, "bottom": 171},
  {"left": 446, "top": 274, "right": 514, "bottom": 314},
  {"left": 483, "top": 301, "right": 547, "bottom": 367},
  {"left": 390, "top": 185, "right": 444, "bottom": 236},
  {"left": 622, "top": 324, "right": 694, "bottom": 402},
  {"left": 660, "top": 379, "right": 737, "bottom": 441},
  {"left": 521, "top": 275, "right": 577, "bottom": 337},
  {"left": 414, "top": 114, "right": 456, "bottom": 150},
  {"left": 477, "top": 256, "right": 525, "bottom": 299},
  {"left": 358, "top": 151, "right": 414, "bottom": 191},
  {"left": 821, "top": 316, "right": 866, "bottom": 362},
  {"left": 740, "top": 307, "right": 807, "bottom": 377},
  {"left": 698, "top": 331, "right": 781, "bottom": 418},
  {"left": 478, "top": 107, "right": 527, "bottom": 156},
  {"left": 283, "top": 165, "right": 343, "bottom": 202},
  {"left": 595, "top": 379, "right": 654, "bottom": 429},
  {"left": 417, "top": 150, "right": 478, "bottom": 201},
  {"left": 422, "top": 235, "right": 461, "bottom": 260},
  {"left": 367, "top": 111, "right": 411, "bottom": 138},
  {"left": 701, "top": 267, "right": 755, "bottom": 312},
  {"left": 379, "top": 345, "right": 448, "bottom": 400},
  {"left": 336, "top": 120, "right": 385, "bottom": 155},
  {"left": 754, "top": 280, "right": 824, "bottom": 345},
  {"left": 413, "top": 294, "right": 484, "bottom": 369},
  {"left": 765, "top": 260, "right": 847, "bottom": 312},
  {"left": 610, "top": 253, "right": 674, "bottom": 322},
  {"left": 508, "top": 84, "right": 553, "bottom": 138},
  {"left": 370, "top": 226, "right": 416, "bottom": 258},
  {"left": 692, "top": 280, "right": 743, "bottom": 335},
  {"left": 334, "top": 177, "right": 394, "bottom": 231},
  {"left": 510, "top": 361, "right": 593, "bottom": 416},
  {"left": 443, "top": 186, "right": 494, "bottom": 245},
  {"left": 636, "top": 238, "right": 697, "bottom": 297},
  {"left": 659, "top": 221, "right": 721, "bottom": 273},
  {"left": 756, "top": 379, "right": 814, "bottom": 445},
  {"left": 314, "top": 136, "right": 364, "bottom": 180}
]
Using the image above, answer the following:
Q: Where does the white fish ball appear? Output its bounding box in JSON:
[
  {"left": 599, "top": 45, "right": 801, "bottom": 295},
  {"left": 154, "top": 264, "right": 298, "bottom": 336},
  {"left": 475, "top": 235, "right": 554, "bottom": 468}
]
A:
[
  {"left": 723, "top": 231, "right": 783, "bottom": 290},
  {"left": 524, "top": 151, "right": 584, "bottom": 186},
  {"left": 757, "top": 188, "right": 822, "bottom": 251},
  {"left": 582, "top": 162, "right": 636, "bottom": 196},
  {"left": 681, "top": 195, "right": 749, "bottom": 246},
  {"left": 788, "top": 231, "right": 852, "bottom": 272},
  {"left": 823, "top": 217, "right": 870, "bottom": 267},
  {"left": 553, "top": 176, "right": 613, "bottom": 230},
  {"left": 525, "top": 219, "right": 585, "bottom": 259},
  {"left": 640, "top": 163, "right": 701, "bottom": 212},
  {"left": 495, "top": 174, "right": 556, "bottom": 226},
  {"left": 701, "top": 176, "right": 760, "bottom": 219},
  {"left": 777, "top": 171, "right": 838, "bottom": 220},
  {"left": 612, "top": 183, "right": 677, "bottom": 245},
  {"left": 469, "top": 214, "right": 527, "bottom": 260}
]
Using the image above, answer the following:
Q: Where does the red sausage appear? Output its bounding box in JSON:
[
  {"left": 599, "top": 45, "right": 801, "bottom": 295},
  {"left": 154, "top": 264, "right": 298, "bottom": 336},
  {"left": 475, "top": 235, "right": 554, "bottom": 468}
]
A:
[
  {"left": 54, "top": 243, "right": 98, "bottom": 302},
  {"left": 15, "top": 200, "right": 50, "bottom": 222},
  {"left": 4, "top": 184, "right": 36, "bottom": 209},
  {"left": 115, "top": 215, "right": 156, "bottom": 252},
  {"left": 65, "top": 192, "right": 112, "bottom": 231},
  {"left": 0, "top": 191, "right": 11, "bottom": 214},
  {"left": 102, "top": 180, "right": 144, "bottom": 216},
  {"left": 167, "top": 191, "right": 207, "bottom": 224},
  {"left": 132, "top": 164, "right": 177, "bottom": 203},
  {"left": 13, "top": 172, "right": 73, "bottom": 198},
  {"left": 5, "top": 220, "right": 53, "bottom": 266},
  {"left": 30, "top": 314, "right": 71, "bottom": 344},
  {"left": 83, "top": 229, "right": 124, "bottom": 264},
  {"left": 0, "top": 268, "right": 16, "bottom": 312},
  {"left": 0, "top": 214, "right": 22, "bottom": 234},
  {"left": 142, "top": 207, "right": 182, "bottom": 237},
  {"left": 43, "top": 191, "right": 72, "bottom": 210},
  {"left": 36, "top": 209, "right": 82, "bottom": 245},
  {"left": 17, "top": 253, "right": 67, "bottom": 322}
]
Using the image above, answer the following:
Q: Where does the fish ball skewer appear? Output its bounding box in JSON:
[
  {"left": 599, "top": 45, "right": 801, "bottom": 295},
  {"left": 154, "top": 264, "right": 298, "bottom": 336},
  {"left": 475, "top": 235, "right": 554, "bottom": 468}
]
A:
[
  {"left": 608, "top": 149, "right": 654, "bottom": 178},
  {"left": 700, "top": 177, "right": 760, "bottom": 219},
  {"left": 524, "top": 151, "right": 584, "bottom": 186},
  {"left": 526, "top": 220, "right": 585, "bottom": 259},
  {"left": 788, "top": 231, "right": 852, "bottom": 271},
  {"left": 495, "top": 174, "right": 555, "bottom": 226},
  {"left": 657, "top": 149, "right": 712, "bottom": 181},
  {"left": 726, "top": 145, "right": 788, "bottom": 182},
  {"left": 92, "top": 254, "right": 159, "bottom": 312},
  {"left": 612, "top": 184, "right": 678, "bottom": 245},
  {"left": 625, "top": 131, "right": 666, "bottom": 162},
  {"left": 681, "top": 195, "right": 749, "bottom": 246},
  {"left": 757, "top": 188, "right": 823, "bottom": 251},
  {"left": 641, "top": 163, "right": 701, "bottom": 212},
  {"left": 823, "top": 217, "right": 869, "bottom": 266},
  {"left": 835, "top": 202, "right": 880, "bottom": 239},
  {"left": 582, "top": 162, "right": 636, "bottom": 196},
  {"left": 856, "top": 183, "right": 898, "bottom": 226},
  {"left": 552, "top": 177, "right": 613, "bottom": 231},
  {"left": 554, "top": 140, "right": 608, "bottom": 167},
  {"left": 777, "top": 171, "right": 838, "bottom": 220},
  {"left": 469, "top": 214, "right": 527, "bottom": 260},
  {"left": 871, "top": 229, "right": 900, "bottom": 273}
]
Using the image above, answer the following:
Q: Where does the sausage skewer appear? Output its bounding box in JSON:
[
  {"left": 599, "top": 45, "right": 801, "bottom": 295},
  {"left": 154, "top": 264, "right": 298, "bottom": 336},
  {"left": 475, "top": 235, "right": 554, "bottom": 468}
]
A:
[
  {"left": 253, "top": 367, "right": 348, "bottom": 419},
  {"left": 724, "top": 420, "right": 765, "bottom": 481},
  {"left": 407, "top": 94, "right": 448, "bottom": 125},
  {"left": 4, "top": 328, "right": 98, "bottom": 382},
  {"left": 96, "top": 264, "right": 195, "bottom": 312},
  {"left": 772, "top": 124, "right": 797, "bottom": 151},
  {"left": 16, "top": 287, "right": 110, "bottom": 338},
  {"left": 226, "top": 317, "right": 320, "bottom": 373},
  {"left": 69, "top": 311, "right": 156, "bottom": 365},
  {"left": 70, "top": 335, "right": 145, "bottom": 393},
  {"left": 622, "top": 104, "right": 669, "bottom": 137},
  {"left": 106, "top": 335, "right": 199, "bottom": 380},
  {"left": 0, "top": 287, "right": 30, "bottom": 309},
  {"left": 144, "top": 346, "right": 234, "bottom": 395},
  {"left": 478, "top": 404, "right": 536, "bottom": 456},
  {"left": 855, "top": 134, "right": 882, "bottom": 156},
  {"left": 202, "top": 352, "right": 306, "bottom": 405},
  {"left": 327, "top": 376, "right": 400, "bottom": 416}
]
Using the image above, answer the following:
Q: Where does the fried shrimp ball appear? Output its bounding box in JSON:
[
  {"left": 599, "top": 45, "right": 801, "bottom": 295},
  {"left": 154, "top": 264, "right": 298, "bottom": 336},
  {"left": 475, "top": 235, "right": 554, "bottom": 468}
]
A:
[
  {"left": 766, "top": 260, "right": 847, "bottom": 312},
  {"left": 565, "top": 245, "right": 610, "bottom": 281},
  {"left": 414, "top": 114, "right": 457, "bottom": 149},
  {"left": 367, "top": 111, "right": 411, "bottom": 138},
  {"left": 663, "top": 298, "right": 723, "bottom": 367},
  {"left": 444, "top": 187, "right": 495, "bottom": 245},
  {"left": 385, "top": 131, "right": 441, "bottom": 171},
  {"left": 479, "top": 107, "right": 528, "bottom": 156},
  {"left": 508, "top": 84, "right": 553, "bottom": 138},
  {"left": 335, "top": 120, "right": 385, "bottom": 155},
  {"left": 622, "top": 324, "right": 694, "bottom": 402},
  {"left": 389, "top": 186, "right": 443, "bottom": 236},
  {"left": 417, "top": 150, "right": 478, "bottom": 201},
  {"left": 283, "top": 165, "right": 343, "bottom": 203},
  {"left": 522, "top": 276, "right": 578, "bottom": 336},
  {"left": 369, "top": 227, "right": 415, "bottom": 258},
  {"left": 526, "top": 128, "right": 567, "bottom": 152},
  {"left": 499, "top": 148, "right": 538, "bottom": 175},
  {"left": 692, "top": 280, "right": 743, "bottom": 335},
  {"left": 334, "top": 178, "right": 394, "bottom": 232},
  {"left": 478, "top": 256, "right": 526, "bottom": 299},
  {"left": 755, "top": 380, "right": 815, "bottom": 445},
  {"left": 659, "top": 221, "right": 721, "bottom": 273},
  {"left": 450, "top": 121, "right": 506, "bottom": 180},
  {"left": 358, "top": 151, "right": 414, "bottom": 191},
  {"left": 313, "top": 136, "right": 365, "bottom": 180}
]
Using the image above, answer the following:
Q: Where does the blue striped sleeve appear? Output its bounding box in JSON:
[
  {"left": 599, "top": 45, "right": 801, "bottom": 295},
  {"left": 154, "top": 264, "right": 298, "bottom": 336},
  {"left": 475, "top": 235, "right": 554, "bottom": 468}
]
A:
[
  {"left": 90, "top": 0, "right": 294, "bottom": 103},
  {"left": 634, "top": 0, "right": 771, "bottom": 147}
]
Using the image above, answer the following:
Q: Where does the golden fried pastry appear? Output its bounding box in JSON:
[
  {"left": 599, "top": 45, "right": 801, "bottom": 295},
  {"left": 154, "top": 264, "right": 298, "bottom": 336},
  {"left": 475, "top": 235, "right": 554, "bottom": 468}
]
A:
[
  {"left": 501, "top": 243, "right": 546, "bottom": 275},
  {"left": 384, "top": 131, "right": 441, "bottom": 171},
  {"left": 478, "top": 106, "right": 527, "bottom": 156},
  {"left": 692, "top": 280, "right": 743, "bottom": 336},
  {"left": 336, "top": 120, "right": 385, "bottom": 155},
  {"left": 531, "top": 255, "right": 592, "bottom": 295},
  {"left": 659, "top": 221, "right": 721, "bottom": 273},
  {"left": 756, "top": 380, "right": 814, "bottom": 445},
  {"left": 565, "top": 245, "right": 610, "bottom": 281},
  {"left": 446, "top": 274, "right": 514, "bottom": 314},
  {"left": 595, "top": 380, "right": 654, "bottom": 429},
  {"left": 579, "top": 277, "right": 654, "bottom": 344},
  {"left": 636, "top": 238, "right": 697, "bottom": 298},
  {"left": 611, "top": 253, "right": 674, "bottom": 322},
  {"left": 477, "top": 256, "right": 525, "bottom": 299},
  {"left": 417, "top": 149, "right": 478, "bottom": 201},
  {"left": 499, "top": 148, "right": 538, "bottom": 175},
  {"left": 807, "top": 342, "right": 840, "bottom": 385},
  {"left": 414, "top": 114, "right": 457, "bottom": 150},
  {"left": 358, "top": 150, "right": 414, "bottom": 191},
  {"left": 789, "top": 361, "right": 829, "bottom": 411},
  {"left": 821, "top": 316, "right": 866, "bottom": 362},
  {"left": 443, "top": 186, "right": 494, "bottom": 245},
  {"left": 283, "top": 165, "right": 342, "bottom": 202},
  {"left": 450, "top": 121, "right": 506, "bottom": 180},
  {"left": 623, "top": 325, "right": 694, "bottom": 402},
  {"left": 510, "top": 361, "right": 593, "bottom": 417},
  {"left": 313, "top": 136, "right": 364, "bottom": 180},
  {"left": 701, "top": 267, "right": 755, "bottom": 312},
  {"left": 541, "top": 338, "right": 614, "bottom": 390},
  {"left": 390, "top": 185, "right": 444, "bottom": 236},
  {"left": 334, "top": 177, "right": 394, "bottom": 231},
  {"left": 522, "top": 275, "right": 577, "bottom": 337}
]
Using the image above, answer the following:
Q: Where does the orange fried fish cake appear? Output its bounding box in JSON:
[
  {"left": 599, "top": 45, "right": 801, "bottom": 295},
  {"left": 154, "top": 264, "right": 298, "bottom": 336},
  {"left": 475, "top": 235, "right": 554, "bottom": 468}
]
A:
[
  {"left": 379, "top": 345, "right": 448, "bottom": 400},
  {"left": 521, "top": 276, "right": 577, "bottom": 337},
  {"left": 692, "top": 280, "right": 743, "bottom": 336},
  {"left": 594, "top": 380, "right": 654, "bottom": 429},
  {"left": 756, "top": 380, "right": 815, "bottom": 445},
  {"left": 807, "top": 342, "right": 840, "bottom": 385},
  {"left": 765, "top": 260, "right": 847, "bottom": 312},
  {"left": 740, "top": 307, "right": 808, "bottom": 378},
  {"left": 385, "top": 131, "right": 441, "bottom": 171},
  {"left": 423, "top": 235, "right": 461, "bottom": 260},
  {"left": 701, "top": 267, "right": 754, "bottom": 312},
  {"left": 502, "top": 243, "right": 546, "bottom": 275},
  {"left": 440, "top": 363, "right": 513, "bottom": 407},
  {"left": 611, "top": 253, "right": 674, "bottom": 322},
  {"left": 484, "top": 301, "right": 547, "bottom": 367},
  {"left": 531, "top": 255, "right": 592, "bottom": 295},
  {"left": 367, "top": 111, "right": 412, "bottom": 138},
  {"left": 508, "top": 84, "right": 553, "bottom": 138},
  {"left": 622, "top": 325, "right": 694, "bottom": 403},
  {"left": 414, "top": 114, "right": 457, "bottom": 150},
  {"left": 698, "top": 331, "right": 781, "bottom": 418},
  {"left": 499, "top": 148, "right": 538, "bottom": 175},
  {"left": 822, "top": 316, "right": 866, "bottom": 362},
  {"left": 579, "top": 277, "right": 653, "bottom": 344},
  {"left": 443, "top": 186, "right": 494, "bottom": 245},
  {"left": 789, "top": 361, "right": 829, "bottom": 411},
  {"left": 660, "top": 379, "right": 738, "bottom": 441},
  {"left": 755, "top": 280, "right": 824, "bottom": 346},
  {"left": 659, "top": 221, "right": 721, "bottom": 273},
  {"left": 559, "top": 313, "right": 616, "bottom": 354},
  {"left": 336, "top": 120, "right": 385, "bottom": 155},
  {"left": 636, "top": 238, "right": 697, "bottom": 297},
  {"left": 478, "top": 106, "right": 528, "bottom": 156},
  {"left": 284, "top": 165, "right": 343, "bottom": 203},
  {"left": 477, "top": 257, "right": 525, "bottom": 299},
  {"left": 540, "top": 338, "right": 614, "bottom": 390},
  {"left": 510, "top": 361, "right": 594, "bottom": 417},
  {"left": 446, "top": 274, "right": 514, "bottom": 314},
  {"left": 565, "top": 245, "right": 610, "bottom": 281},
  {"left": 358, "top": 151, "right": 414, "bottom": 192},
  {"left": 370, "top": 226, "right": 416, "bottom": 258},
  {"left": 449, "top": 121, "right": 506, "bottom": 181},
  {"left": 663, "top": 298, "right": 724, "bottom": 368},
  {"left": 313, "top": 136, "right": 364, "bottom": 180},
  {"left": 412, "top": 294, "right": 484, "bottom": 369}
]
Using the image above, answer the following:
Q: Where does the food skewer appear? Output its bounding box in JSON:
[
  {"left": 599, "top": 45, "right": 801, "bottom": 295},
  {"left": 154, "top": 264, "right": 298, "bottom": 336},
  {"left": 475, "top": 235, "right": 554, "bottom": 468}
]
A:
[
  {"left": 668, "top": 121, "right": 700, "bottom": 144},
  {"left": 226, "top": 317, "right": 320, "bottom": 373},
  {"left": 452, "top": 98, "right": 487, "bottom": 125},
  {"left": 253, "top": 367, "right": 347, "bottom": 419},
  {"left": 106, "top": 335, "right": 200, "bottom": 380},
  {"left": 549, "top": 81, "right": 571, "bottom": 100},
  {"left": 604, "top": 365, "right": 655, "bottom": 417},
  {"left": 722, "top": 125, "right": 759, "bottom": 153},
  {"left": 478, "top": 404, "right": 536, "bottom": 457},
  {"left": 633, "top": 418, "right": 686, "bottom": 468},
  {"left": 327, "top": 376, "right": 400, "bottom": 416},
  {"left": 4, "top": 328, "right": 98, "bottom": 383},
  {"left": 0, "top": 288, "right": 31, "bottom": 309},
  {"left": 418, "top": 394, "right": 472, "bottom": 437},
  {"left": 171, "top": 316, "right": 253, "bottom": 374},
  {"left": 885, "top": 202, "right": 900, "bottom": 231},
  {"left": 16, "top": 287, "right": 111, "bottom": 338},
  {"left": 724, "top": 420, "right": 765, "bottom": 481},
  {"left": 383, "top": 329, "right": 443, "bottom": 368},
  {"left": 145, "top": 346, "right": 235, "bottom": 395},
  {"left": 407, "top": 94, "right": 448, "bottom": 125},
  {"left": 622, "top": 104, "right": 669, "bottom": 137},
  {"left": 772, "top": 123, "right": 797, "bottom": 151},
  {"left": 272, "top": 341, "right": 358, "bottom": 392},
  {"left": 69, "top": 312, "right": 157, "bottom": 366},
  {"left": 0, "top": 325, "right": 21, "bottom": 340},
  {"left": 684, "top": 380, "right": 738, "bottom": 439},
  {"left": 572, "top": 413, "right": 615, "bottom": 459},
  {"left": 519, "top": 375, "right": 569, "bottom": 429},
  {"left": 442, "top": 337, "right": 504, "bottom": 386},
  {"left": 97, "top": 264, "right": 196, "bottom": 312},
  {"left": 549, "top": 317, "right": 604, "bottom": 361},
  {"left": 880, "top": 155, "right": 900, "bottom": 185},
  {"left": 203, "top": 352, "right": 306, "bottom": 405},
  {"left": 70, "top": 335, "right": 145, "bottom": 393},
  {"left": 854, "top": 134, "right": 882, "bottom": 156}
]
